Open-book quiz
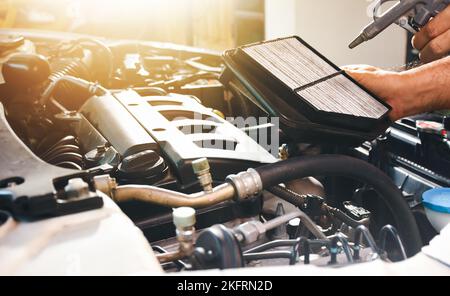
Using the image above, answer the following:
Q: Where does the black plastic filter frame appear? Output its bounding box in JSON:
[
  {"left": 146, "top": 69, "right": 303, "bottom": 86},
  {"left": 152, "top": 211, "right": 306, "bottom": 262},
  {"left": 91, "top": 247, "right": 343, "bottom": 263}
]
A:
[{"left": 226, "top": 36, "right": 392, "bottom": 133}]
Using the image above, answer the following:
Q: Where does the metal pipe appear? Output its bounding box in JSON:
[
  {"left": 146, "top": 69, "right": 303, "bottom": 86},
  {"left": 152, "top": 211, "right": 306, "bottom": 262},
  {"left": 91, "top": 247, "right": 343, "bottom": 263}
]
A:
[
  {"left": 113, "top": 183, "right": 236, "bottom": 209},
  {"left": 234, "top": 210, "right": 326, "bottom": 246},
  {"left": 157, "top": 250, "right": 188, "bottom": 264},
  {"left": 244, "top": 240, "right": 299, "bottom": 254},
  {"left": 330, "top": 234, "right": 354, "bottom": 265},
  {"left": 263, "top": 211, "right": 303, "bottom": 232},
  {"left": 353, "top": 225, "right": 380, "bottom": 261},
  {"left": 378, "top": 225, "right": 407, "bottom": 261},
  {"left": 153, "top": 246, "right": 188, "bottom": 270},
  {"left": 263, "top": 210, "right": 327, "bottom": 240}
]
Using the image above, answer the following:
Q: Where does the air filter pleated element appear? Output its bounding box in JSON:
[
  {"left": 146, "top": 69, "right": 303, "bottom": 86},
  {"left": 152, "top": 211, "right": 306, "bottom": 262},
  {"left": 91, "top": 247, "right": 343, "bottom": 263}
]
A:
[
  {"left": 297, "top": 75, "right": 388, "bottom": 118},
  {"left": 240, "top": 37, "right": 390, "bottom": 120},
  {"left": 243, "top": 38, "right": 336, "bottom": 89}
]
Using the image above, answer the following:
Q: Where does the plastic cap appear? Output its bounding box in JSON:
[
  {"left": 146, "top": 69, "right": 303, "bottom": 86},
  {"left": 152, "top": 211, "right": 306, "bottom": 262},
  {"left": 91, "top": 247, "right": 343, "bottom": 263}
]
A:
[
  {"left": 192, "top": 158, "right": 210, "bottom": 174},
  {"left": 423, "top": 189, "right": 450, "bottom": 214},
  {"left": 173, "top": 207, "right": 196, "bottom": 228}
]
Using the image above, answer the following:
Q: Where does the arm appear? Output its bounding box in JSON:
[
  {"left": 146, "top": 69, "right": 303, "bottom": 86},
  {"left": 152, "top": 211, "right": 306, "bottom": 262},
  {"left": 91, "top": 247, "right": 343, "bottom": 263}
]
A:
[{"left": 345, "top": 56, "right": 450, "bottom": 121}]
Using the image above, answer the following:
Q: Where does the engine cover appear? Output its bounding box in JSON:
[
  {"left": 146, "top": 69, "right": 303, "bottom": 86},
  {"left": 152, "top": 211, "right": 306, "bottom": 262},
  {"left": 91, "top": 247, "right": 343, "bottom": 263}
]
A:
[{"left": 79, "top": 90, "right": 276, "bottom": 188}]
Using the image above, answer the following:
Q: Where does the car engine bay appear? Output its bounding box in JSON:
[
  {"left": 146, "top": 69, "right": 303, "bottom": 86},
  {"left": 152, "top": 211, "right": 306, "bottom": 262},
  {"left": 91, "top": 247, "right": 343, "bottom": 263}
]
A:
[{"left": 0, "top": 30, "right": 447, "bottom": 274}]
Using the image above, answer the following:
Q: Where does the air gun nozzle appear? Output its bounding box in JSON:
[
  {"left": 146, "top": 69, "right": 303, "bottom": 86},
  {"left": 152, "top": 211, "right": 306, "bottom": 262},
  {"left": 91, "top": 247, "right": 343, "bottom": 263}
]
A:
[{"left": 349, "top": 35, "right": 366, "bottom": 49}]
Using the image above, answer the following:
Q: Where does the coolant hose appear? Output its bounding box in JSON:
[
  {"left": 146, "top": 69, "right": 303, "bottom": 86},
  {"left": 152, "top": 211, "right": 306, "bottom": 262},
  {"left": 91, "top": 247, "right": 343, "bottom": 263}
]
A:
[{"left": 255, "top": 155, "right": 422, "bottom": 257}]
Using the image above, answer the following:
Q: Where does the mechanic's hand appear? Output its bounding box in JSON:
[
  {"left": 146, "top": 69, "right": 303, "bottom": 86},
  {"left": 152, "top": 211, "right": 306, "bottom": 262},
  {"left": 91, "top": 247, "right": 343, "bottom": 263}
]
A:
[
  {"left": 343, "top": 65, "right": 409, "bottom": 121},
  {"left": 412, "top": 6, "right": 450, "bottom": 63}
]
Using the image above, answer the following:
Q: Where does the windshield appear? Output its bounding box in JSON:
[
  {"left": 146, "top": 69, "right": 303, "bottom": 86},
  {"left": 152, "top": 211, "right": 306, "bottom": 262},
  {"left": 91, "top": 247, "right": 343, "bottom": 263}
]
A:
[{"left": 0, "top": 0, "right": 265, "bottom": 50}]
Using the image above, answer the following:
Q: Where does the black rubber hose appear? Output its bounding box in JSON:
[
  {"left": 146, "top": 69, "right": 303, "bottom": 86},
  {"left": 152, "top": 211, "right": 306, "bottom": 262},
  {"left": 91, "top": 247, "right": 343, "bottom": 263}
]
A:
[
  {"left": 295, "top": 237, "right": 311, "bottom": 265},
  {"left": 244, "top": 251, "right": 293, "bottom": 261},
  {"left": 255, "top": 155, "right": 422, "bottom": 257},
  {"left": 267, "top": 186, "right": 306, "bottom": 207},
  {"left": 153, "top": 246, "right": 188, "bottom": 271}
]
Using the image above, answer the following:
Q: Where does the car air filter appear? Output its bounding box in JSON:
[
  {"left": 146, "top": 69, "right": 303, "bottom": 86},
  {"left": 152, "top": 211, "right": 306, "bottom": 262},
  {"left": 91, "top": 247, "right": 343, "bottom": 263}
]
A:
[{"left": 221, "top": 36, "right": 392, "bottom": 145}]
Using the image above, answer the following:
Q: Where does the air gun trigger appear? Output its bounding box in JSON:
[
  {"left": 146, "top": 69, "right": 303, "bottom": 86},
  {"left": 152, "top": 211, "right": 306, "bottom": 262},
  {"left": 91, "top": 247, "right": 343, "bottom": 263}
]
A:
[{"left": 397, "top": 16, "right": 419, "bottom": 33}]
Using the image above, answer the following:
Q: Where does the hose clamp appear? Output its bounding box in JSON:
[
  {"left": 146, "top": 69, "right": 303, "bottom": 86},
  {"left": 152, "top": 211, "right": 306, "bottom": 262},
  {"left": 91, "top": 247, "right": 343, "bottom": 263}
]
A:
[{"left": 226, "top": 169, "right": 263, "bottom": 200}]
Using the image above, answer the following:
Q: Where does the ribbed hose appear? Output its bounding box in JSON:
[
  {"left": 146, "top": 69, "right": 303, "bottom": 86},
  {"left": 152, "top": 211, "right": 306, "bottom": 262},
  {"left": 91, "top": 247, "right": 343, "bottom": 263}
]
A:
[
  {"left": 49, "top": 59, "right": 91, "bottom": 81},
  {"left": 37, "top": 135, "right": 83, "bottom": 170},
  {"left": 255, "top": 155, "right": 422, "bottom": 257},
  {"left": 48, "top": 57, "right": 93, "bottom": 109},
  {"left": 267, "top": 186, "right": 306, "bottom": 207}
]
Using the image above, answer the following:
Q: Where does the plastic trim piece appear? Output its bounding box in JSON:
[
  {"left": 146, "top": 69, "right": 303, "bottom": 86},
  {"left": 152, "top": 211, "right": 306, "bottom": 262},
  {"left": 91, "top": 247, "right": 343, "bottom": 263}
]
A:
[{"left": 0, "top": 103, "right": 103, "bottom": 220}]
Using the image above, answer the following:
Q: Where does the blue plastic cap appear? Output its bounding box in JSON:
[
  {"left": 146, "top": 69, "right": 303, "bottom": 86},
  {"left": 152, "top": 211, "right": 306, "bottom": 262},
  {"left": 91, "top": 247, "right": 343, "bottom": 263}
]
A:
[{"left": 423, "top": 189, "right": 450, "bottom": 214}]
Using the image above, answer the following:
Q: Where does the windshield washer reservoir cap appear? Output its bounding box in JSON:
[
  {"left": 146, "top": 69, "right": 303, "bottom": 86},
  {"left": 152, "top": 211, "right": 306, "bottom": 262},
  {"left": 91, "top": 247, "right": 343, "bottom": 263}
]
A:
[{"left": 423, "top": 189, "right": 450, "bottom": 214}]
